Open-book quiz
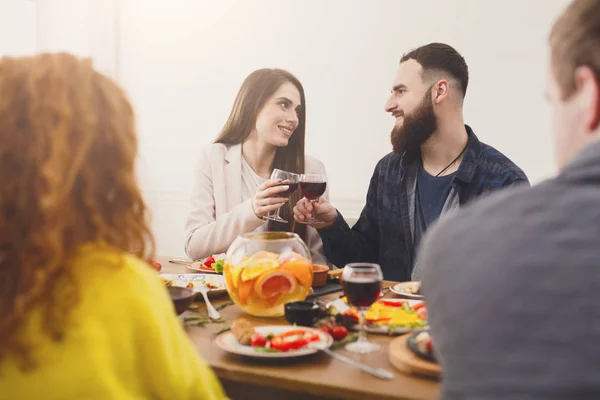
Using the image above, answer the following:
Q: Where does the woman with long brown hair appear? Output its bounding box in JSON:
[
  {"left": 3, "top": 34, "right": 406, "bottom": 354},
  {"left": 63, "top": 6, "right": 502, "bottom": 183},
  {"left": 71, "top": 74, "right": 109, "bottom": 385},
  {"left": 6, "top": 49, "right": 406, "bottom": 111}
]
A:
[
  {"left": 0, "top": 53, "right": 227, "bottom": 399},
  {"left": 184, "top": 68, "right": 328, "bottom": 263}
]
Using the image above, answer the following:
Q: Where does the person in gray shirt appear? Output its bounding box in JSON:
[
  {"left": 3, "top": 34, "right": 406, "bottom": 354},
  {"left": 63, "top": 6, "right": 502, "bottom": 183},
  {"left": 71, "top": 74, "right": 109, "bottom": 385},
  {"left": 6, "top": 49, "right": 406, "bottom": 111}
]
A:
[{"left": 417, "top": 0, "right": 600, "bottom": 398}]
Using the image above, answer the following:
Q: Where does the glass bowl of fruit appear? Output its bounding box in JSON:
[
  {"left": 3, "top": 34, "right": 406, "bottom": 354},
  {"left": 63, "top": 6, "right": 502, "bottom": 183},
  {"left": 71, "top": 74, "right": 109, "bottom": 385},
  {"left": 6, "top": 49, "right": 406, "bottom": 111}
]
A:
[{"left": 223, "top": 232, "right": 313, "bottom": 317}]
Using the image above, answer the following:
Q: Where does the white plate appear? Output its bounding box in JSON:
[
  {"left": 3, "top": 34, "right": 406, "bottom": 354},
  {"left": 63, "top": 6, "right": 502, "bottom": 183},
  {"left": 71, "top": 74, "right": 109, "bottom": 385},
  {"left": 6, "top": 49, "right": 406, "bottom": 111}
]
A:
[
  {"left": 159, "top": 273, "right": 227, "bottom": 296},
  {"left": 389, "top": 281, "right": 424, "bottom": 299},
  {"left": 216, "top": 325, "right": 333, "bottom": 359},
  {"left": 358, "top": 298, "right": 428, "bottom": 335}
]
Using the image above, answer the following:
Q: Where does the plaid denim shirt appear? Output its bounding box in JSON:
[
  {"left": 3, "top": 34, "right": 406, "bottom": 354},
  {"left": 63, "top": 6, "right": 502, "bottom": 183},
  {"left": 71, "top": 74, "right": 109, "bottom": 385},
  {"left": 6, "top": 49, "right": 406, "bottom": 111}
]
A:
[{"left": 318, "top": 126, "right": 529, "bottom": 282}]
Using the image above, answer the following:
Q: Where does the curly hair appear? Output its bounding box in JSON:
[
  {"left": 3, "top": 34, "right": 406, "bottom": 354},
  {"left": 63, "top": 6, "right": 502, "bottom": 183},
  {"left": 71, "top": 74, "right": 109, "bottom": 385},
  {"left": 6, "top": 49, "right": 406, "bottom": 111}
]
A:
[{"left": 0, "top": 53, "right": 155, "bottom": 365}]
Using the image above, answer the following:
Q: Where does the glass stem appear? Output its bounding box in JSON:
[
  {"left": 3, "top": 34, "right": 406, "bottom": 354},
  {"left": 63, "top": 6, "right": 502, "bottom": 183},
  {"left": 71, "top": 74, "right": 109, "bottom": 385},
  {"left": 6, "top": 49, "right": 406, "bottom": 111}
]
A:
[{"left": 358, "top": 308, "right": 368, "bottom": 344}]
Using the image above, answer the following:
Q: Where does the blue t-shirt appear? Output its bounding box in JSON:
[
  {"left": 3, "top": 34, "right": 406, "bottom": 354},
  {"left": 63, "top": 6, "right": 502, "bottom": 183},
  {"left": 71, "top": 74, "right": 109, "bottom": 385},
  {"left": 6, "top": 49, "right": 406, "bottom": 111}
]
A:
[{"left": 414, "top": 165, "right": 455, "bottom": 249}]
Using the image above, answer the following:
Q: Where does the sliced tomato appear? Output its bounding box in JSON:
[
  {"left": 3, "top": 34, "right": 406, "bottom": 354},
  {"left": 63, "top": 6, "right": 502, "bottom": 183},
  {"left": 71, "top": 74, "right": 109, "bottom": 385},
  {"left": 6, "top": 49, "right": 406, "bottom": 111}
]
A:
[
  {"left": 250, "top": 333, "right": 267, "bottom": 347},
  {"left": 416, "top": 307, "right": 428, "bottom": 321},
  {"left": 198, "top": 264, "right": 215, "bottom": 272},
  {"left": 412, "top": 302, "right": 426, "bottom": 311}
]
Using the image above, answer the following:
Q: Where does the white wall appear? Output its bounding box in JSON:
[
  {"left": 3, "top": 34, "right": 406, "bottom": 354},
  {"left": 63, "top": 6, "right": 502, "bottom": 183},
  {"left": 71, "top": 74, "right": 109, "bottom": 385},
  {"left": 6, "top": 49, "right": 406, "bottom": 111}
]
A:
[
  {"left": 1, "top": 0, "right": 573, "bottom": 257},
  {"left": 0, "top": 0, "right": 36, "bottom": 57}
]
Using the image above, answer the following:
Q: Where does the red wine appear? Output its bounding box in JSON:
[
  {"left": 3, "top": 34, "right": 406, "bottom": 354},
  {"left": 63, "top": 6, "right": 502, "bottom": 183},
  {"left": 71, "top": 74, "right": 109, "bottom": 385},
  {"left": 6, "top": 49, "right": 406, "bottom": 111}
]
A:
[
  {"left": 300, "top": 182, "right": 326, "bottom": 200},
  {"left": 278, "top": 182, "right": 299, "bottom": 197},
  {"left": 343, "top": 277, "right": 382, "bottom": 308}
]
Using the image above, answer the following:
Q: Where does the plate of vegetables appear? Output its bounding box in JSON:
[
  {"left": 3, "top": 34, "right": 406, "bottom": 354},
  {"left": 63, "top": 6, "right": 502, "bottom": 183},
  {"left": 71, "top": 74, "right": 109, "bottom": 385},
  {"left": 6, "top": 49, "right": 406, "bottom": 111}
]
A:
[
  {"left": 186, "top": 254, "right": 226, "bottom": 274},
  {"left": 329, "top": 298, "right": 428, "bottom": 335},
  {"left": 216, "top": 320, "right": 333, "bottom": 358}
]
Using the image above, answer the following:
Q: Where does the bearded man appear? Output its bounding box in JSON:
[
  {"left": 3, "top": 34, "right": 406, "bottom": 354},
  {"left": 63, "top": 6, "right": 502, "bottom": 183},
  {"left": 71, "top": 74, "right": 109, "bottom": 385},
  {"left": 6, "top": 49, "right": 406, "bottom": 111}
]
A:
[{"left": 293, "top": 42, "right": 528, "bottom": 281}]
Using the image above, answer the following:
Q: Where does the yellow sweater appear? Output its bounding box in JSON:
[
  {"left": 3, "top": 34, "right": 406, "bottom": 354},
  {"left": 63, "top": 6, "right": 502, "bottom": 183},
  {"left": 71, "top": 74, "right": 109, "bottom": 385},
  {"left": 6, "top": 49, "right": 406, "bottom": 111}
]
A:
[{"left": 0, "top": 245, "right": 229, "bottom": 400}]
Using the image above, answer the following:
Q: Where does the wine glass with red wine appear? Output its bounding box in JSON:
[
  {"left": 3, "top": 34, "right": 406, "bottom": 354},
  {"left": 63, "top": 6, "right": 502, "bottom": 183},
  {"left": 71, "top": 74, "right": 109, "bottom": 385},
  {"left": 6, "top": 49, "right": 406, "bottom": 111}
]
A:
[
  {"left": 264, "top": 169, "right": 299, "bottom": 223},
  {"left": 342, "top": 263, "right": 383, "bottom": 354},
  {"left": 298, "top": 173, "right": 327, "bottom": 224}
]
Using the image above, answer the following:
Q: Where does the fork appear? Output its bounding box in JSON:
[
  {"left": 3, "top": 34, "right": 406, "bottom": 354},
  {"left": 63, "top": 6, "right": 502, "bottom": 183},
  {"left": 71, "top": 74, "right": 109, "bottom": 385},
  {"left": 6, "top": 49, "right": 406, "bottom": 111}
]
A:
[{"left": 195, "top": 285, "right": 221, "bottom": 320}]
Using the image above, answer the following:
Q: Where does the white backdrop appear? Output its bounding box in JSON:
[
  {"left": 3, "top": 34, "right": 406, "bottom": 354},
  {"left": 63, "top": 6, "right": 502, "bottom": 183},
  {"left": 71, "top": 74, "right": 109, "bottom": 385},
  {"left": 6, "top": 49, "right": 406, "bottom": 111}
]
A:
[{"left": 2, "top": 0, "right": 572, "bottom": 256}]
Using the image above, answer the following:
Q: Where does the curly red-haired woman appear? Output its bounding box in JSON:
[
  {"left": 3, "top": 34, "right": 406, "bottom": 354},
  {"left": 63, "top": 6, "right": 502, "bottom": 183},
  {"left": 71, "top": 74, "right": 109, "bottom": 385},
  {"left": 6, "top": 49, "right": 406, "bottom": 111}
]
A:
[{"left": 0, "top": 53, "right": 228, "bottom": 399}]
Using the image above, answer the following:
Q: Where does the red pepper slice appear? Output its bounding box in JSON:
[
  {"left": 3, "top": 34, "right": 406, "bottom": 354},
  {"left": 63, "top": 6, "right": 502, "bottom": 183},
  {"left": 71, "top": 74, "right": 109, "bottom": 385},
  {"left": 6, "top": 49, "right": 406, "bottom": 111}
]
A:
[
  {"left": 366, "top": 316, "right": 392, "bottom": 323},
  {"left": 269, "top": 329, "right": 320, "bottom": 352},
  {"left": 378, "top": 299, "right": 407, "bottom": 307}
]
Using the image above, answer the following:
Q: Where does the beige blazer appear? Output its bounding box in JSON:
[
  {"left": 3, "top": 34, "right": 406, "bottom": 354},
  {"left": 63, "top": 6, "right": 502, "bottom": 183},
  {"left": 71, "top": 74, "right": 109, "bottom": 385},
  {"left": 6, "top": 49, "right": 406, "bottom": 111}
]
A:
[{"left": 184, "top": 143, "right": 328, "bottom": 263}]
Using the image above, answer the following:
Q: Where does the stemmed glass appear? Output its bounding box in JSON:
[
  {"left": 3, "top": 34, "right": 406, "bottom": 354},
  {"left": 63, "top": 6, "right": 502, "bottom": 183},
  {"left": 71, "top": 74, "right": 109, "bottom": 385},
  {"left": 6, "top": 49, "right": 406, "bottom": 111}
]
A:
[
  {"left": 297, "top": 173, "right": 327, "bottom": 224},
  {"left": 264, "top": 169, "right": 299, "bottom": 223},
  {"left": 342, "top": 263, "right": 383, "bottom": 354}
]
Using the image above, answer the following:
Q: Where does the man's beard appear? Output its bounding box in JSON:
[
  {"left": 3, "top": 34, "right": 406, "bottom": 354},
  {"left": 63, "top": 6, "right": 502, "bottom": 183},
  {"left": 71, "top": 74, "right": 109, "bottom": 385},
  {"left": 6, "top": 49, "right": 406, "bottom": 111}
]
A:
[{"left": 390, "top": 91, "right": 437, "bottom": 155}]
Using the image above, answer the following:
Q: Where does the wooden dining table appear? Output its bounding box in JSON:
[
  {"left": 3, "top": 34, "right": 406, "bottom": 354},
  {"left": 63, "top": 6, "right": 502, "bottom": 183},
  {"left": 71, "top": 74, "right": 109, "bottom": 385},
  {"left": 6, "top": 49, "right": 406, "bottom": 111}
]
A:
[{"left": 157, "top": 256, "right": 440, "bottom": 400}]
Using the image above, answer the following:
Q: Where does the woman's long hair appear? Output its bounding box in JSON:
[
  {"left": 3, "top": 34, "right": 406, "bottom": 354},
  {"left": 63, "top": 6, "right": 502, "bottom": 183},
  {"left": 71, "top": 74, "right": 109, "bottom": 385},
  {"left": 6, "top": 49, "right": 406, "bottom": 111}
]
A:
[
  {"left": 215, "top": 69, "right": 307, "bottom": 240},
  {"left": 0, "top": 53, "right": 155, "bottom": 365}
]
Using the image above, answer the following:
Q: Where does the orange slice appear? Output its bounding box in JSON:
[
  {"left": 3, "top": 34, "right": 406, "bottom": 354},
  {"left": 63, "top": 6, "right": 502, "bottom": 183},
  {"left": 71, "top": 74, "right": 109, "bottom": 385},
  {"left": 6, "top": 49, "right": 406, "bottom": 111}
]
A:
[
  {"left": 254, "top": 270, "right": 297, "bottom": 299},
  {"left": 280, "top": 252, "right": 312, "bottom": 286},
  {"left": 282, "top": 261, "right": 312, "bottom": 287},
  {"left": 240, "top": 258, "right": 279, "bottom": 282},
  {"left": 229, "top": 264, "right": 242, "bottom": 289},
  {"left": 237, "top": 279, "right": 254, "bottom": 305},
  {"left": 223, "top": 264, "right": 235, "bottom": 290}
]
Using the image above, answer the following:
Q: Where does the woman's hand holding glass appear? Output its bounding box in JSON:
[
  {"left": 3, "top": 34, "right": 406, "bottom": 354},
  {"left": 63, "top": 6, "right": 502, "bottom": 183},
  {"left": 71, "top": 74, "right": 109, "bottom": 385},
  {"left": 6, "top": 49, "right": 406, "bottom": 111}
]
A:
[{"left": 252, "top": 179, "right": 291, "bottom": 220}]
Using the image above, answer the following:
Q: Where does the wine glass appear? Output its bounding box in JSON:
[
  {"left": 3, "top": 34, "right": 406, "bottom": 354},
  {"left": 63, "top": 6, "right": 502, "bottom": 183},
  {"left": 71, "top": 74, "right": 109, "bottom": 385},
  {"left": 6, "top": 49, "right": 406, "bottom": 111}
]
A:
[
  {"left": 264, "top": 169, "right": 299, "bottom": 223},
  {"left": 342, "top": 263, "right": 383, "bottom": 354},
  {"left": 298, "top": 173, "right": 327, "bottom": 224}
]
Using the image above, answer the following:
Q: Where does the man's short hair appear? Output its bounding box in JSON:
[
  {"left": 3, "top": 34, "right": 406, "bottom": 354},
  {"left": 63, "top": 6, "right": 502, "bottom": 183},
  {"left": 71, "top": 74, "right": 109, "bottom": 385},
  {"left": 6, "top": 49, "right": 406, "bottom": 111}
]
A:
[
  {"left": 550, "top": 0, "right": 600, "bottom": 100},
  {"left": 400, "top": 42, "right": 469, "bottom": 98}
]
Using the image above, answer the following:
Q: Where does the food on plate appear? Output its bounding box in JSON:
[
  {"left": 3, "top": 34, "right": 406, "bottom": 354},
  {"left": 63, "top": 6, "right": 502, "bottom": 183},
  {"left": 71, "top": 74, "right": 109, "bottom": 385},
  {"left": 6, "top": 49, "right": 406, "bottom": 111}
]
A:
[
  {"left": 204, "top": 256, "right": 215, "bottom": 268},
  {"left": 250, "top": 332, "right": 267, "bottom": 347},
  {"left": 330, "top": 325, "right": 349, "bottom": 341},
  {"left": 402, "top": 281, "right": 421, "bottom": 295},
  {"left": 344, "top": 299, "right": 428, "bottom": 329},
  {"left": 327, "top": 267, "right": 344, "bottom": 281},
  {"left": 197, "top": 253, "right": 226, "bottom": 273},
  {"left": 231, "top": 319, "right": 255, "bottom": 345},
  {"left": 414, "top": 331, "right": 434, "bottom": 357},
  {"left": 269, "top": 329, "right": 319, "bottom": 352},
  {"left": 252, "top": 329, "right": 319, "bottom": 352},
  {"left": 160, "top": 275, "right": 223, "bottom": 291},
  {"left": 315, "top": 317, "right": 349, "bottom": 340},
  {"left": 211, "top": 259, "right": 225, "bottom": 273},
  {"left": 230, "top": 322, "right": 323, "bottom": 353},
  {"left": 223, "top": 251, "right": 313, "bottom": 317}
]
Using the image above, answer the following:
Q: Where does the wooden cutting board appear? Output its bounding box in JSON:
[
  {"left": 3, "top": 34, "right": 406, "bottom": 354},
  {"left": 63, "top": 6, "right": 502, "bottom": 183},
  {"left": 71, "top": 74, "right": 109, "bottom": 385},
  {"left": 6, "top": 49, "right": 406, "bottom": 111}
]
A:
[{"left": 388, "top": 334, "right": 442, "bottom": 380}]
